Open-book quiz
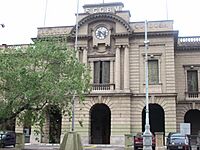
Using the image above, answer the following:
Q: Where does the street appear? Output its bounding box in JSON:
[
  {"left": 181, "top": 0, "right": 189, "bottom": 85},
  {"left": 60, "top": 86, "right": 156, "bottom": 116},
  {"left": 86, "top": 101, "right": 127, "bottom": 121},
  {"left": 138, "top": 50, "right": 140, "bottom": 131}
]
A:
[{"left": 0, "top": 144, "right": 125, "bottom": 150}]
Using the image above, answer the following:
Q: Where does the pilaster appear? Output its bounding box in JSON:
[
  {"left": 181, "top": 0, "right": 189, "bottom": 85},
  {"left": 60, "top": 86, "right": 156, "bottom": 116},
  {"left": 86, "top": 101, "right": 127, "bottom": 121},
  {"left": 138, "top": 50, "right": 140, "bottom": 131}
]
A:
[
  {"left": 90, "top": 61, "right": 94, "bottom": 84},
  {"left": 124, "top": 45, "right": 130, "bottom": 91},
  {"left": 82, "top": 47, "right": 88, "bottom": 65},
  {"left": 115, "top": 46, "right": 121, "bottom": 90},
  {"left": 110, "top": 60, "right": 114, "bottom": 90}
]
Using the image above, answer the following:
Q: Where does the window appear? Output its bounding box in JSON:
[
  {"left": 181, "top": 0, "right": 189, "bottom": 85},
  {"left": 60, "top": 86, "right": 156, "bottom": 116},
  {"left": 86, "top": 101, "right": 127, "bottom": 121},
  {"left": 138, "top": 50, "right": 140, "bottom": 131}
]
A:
[
  {"left": 94, "top": 61, "right": 110, "bottom": 84},
  {"left": 148, "top": 60, "right": 159, "bottom": 84},
  {"left": 187, "top": 70, "right": 198, "bottom": 92}
]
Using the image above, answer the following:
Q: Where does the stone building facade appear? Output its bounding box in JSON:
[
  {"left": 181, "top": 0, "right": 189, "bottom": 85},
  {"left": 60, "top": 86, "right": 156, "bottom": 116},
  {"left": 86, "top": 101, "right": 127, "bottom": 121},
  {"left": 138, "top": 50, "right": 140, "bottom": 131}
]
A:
[{"left": 1, "top": 2, "right": 200, "bottom": 145}]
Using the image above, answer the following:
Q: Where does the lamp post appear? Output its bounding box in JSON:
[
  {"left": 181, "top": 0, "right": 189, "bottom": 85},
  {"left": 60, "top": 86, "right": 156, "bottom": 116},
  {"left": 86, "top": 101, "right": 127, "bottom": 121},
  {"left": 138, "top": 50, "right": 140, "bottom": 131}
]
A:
[{"left": 143, "top": 20, "right": 152, "bottom": 150}]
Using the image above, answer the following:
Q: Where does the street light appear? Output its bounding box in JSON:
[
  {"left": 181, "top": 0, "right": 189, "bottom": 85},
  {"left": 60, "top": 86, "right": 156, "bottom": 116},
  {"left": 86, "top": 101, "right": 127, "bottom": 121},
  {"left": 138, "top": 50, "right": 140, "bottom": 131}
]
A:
[{"left": 143, "top": 20, "right": 152, "bottom": 150}]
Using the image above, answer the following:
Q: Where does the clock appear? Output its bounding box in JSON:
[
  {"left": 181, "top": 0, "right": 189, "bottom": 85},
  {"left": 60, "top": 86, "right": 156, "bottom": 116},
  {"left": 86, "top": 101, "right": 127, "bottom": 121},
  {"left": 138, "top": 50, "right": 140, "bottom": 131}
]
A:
[{"left": 95, "top": 26, "right": 109, "bottom": 40}]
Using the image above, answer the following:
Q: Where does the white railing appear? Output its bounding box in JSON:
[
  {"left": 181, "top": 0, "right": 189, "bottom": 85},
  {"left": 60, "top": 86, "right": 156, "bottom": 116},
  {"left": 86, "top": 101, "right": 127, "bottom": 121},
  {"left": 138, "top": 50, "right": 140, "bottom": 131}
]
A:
[
  {"left": 92, "top": 83, "right": 115, "bottom": 91},
  {"left": 178, "top": 36, "right": 200, "bottom": 46}
]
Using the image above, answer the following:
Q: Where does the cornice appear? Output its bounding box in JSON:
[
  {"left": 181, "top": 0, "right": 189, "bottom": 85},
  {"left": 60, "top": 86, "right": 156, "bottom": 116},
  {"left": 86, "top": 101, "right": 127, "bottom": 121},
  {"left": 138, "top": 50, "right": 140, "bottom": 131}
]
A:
[
  {"left": 68, "top": 35, "right": 92, "bottom": 41},
  {"left": 86, "top": 92, "right": 132, "bottom": 97},
  {"left": 176, "top": 46, "right": 200, "bottom": 51},
  {"left": 111, "top": 32, "right": 132, "bottom": 38},
  {"left": 85, "top": 92, "right": 177, "bottom": 98},
  {"left": 132, "top": 93, "right": 177, "bottom": 97},
  {"left": 32, "top": 35, "right": 69, "bottom": 41},
  {"left": 88, "top": 53, "right": 115, "bottom": 58},
  {"left": 177, "top": 100, "right": 200, "bottom": 104},
  {"left": 130, "top": 30, "right": 178, "bottom": 38}
]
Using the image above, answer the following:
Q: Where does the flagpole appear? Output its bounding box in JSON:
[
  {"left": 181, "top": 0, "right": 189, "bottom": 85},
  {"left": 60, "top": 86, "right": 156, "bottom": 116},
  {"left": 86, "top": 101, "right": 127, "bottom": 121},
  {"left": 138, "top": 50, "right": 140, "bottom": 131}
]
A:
[
  {"left": 75, "top": 0, "right": 79, "bottom": 52},
  {"left": 166, "top": 0, "right": 168, "bottom": 20},
  {"left": 72, "top": 0, "right": 79, "bottom": 132},
  {"left": 43, "top": 0, "right": 48, "bottom": 26}
]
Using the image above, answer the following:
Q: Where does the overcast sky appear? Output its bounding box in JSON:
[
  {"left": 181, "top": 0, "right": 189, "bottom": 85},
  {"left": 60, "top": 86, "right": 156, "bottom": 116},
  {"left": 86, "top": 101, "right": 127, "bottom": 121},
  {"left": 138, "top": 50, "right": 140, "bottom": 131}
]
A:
[{"left": 0, "top": 0, "right": 199, "bottom": 45}]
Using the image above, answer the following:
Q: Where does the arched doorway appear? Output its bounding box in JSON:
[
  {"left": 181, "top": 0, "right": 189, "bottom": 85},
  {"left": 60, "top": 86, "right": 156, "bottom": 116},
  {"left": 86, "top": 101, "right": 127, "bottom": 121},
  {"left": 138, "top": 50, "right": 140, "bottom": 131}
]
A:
[
  {"left": 90, "top": 103, "right": 111, "bottom": 144},
  {"left": 48, "top": 106, "right": 62, "bottom": 143},
  {"left": 142, "top": 104, "right": 165, "bottom": 134},
  {"left": 184, "top": 109, "right": 200, "bottom": 136}
]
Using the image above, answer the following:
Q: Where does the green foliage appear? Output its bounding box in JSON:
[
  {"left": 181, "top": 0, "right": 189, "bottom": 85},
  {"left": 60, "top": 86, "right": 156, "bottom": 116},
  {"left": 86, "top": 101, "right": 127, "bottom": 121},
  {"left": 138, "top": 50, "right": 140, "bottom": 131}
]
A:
[{"left": 0, "top": 38, "right": 91, "bottom": 127}]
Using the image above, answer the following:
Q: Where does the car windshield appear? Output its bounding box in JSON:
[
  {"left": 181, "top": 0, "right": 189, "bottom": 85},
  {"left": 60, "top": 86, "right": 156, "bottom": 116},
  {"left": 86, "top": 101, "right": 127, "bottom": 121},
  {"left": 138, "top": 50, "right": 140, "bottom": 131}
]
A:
[{"left": 170, "top": 135, "right": 189, "bottom": 144}]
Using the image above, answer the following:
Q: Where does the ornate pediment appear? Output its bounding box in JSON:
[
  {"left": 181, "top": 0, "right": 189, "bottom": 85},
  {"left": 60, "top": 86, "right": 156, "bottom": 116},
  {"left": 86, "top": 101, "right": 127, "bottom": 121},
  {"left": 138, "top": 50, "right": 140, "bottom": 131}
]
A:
[{"left": 70, "top": 13, "right": 132, "bottom": 35}]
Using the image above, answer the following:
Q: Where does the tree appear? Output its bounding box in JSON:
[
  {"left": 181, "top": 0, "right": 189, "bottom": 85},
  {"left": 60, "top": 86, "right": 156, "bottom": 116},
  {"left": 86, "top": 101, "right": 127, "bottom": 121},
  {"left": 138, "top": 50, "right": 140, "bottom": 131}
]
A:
[{"left": 0, "top": 38, "right": 91, "bottom": 128}]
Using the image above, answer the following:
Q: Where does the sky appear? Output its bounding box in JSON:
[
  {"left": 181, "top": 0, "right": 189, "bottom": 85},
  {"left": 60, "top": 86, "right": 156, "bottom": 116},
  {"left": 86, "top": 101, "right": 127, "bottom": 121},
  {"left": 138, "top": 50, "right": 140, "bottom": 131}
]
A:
[{"left": 0, "top": 0, "right": 200, "bottom": 45}]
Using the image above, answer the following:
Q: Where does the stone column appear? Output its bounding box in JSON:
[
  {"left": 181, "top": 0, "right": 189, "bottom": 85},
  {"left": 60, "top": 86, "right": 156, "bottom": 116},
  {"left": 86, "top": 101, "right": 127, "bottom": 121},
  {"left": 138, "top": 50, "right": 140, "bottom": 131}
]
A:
[
  {"left": 110, "top": 60, "right": 114, "bottom": 90},
  {"left": 82, "top": 47, "right": 88, "bottom": 65},
  {"left": 90, "top": 61, "right": 94, "bottom": 84},
  {"left": 115, "top": 46, "right": 121, "bottom": 90},
  {"left": 124, "top": 45, "right": 130, "bottom": 91}
]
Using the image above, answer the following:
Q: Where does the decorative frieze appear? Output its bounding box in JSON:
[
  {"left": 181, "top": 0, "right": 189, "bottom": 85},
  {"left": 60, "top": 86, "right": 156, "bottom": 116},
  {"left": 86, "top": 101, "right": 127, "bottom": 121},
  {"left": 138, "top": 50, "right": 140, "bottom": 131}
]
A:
[
  {"left": 37, "top": 27, "right": 72, "bottom": 38},
  {"left": 133, "top": 20, "right": 173, "bottom": 32}
]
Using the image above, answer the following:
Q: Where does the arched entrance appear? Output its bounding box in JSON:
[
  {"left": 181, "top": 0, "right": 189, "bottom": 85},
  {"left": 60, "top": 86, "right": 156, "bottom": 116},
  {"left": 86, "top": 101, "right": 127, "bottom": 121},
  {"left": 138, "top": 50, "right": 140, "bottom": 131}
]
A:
[
  {"left": 90, "top": 103, "right": 111, "bottom": 144},
  {"left": 184, "top": 109, "right": 200, "bottom": 136},
  {"left": 142, "top": 104, "right": 165, "bottom": 134},
  {"left": 48, "top": 106, "right": 62, "bottom": 143}
]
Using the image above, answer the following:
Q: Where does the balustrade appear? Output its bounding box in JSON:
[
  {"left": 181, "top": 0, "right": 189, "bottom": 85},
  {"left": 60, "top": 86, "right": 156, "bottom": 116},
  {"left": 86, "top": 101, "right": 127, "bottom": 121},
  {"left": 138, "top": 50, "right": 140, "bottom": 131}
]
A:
[
  {"left": 92, "top": 83, "right": 115, "bottom": 91},
  {"left": 178, "top": 36, "right": 200, "bottom": 46},
  {"left": 185, "top": 91, "right": 200, "bottom": 100}
]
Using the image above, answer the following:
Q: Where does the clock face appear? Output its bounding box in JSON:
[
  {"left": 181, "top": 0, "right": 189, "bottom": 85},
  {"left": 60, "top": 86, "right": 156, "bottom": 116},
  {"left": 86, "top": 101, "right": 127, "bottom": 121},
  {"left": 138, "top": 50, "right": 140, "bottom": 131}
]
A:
[{"left": 95, "top": 26, "right": 109, "bottom": 40}]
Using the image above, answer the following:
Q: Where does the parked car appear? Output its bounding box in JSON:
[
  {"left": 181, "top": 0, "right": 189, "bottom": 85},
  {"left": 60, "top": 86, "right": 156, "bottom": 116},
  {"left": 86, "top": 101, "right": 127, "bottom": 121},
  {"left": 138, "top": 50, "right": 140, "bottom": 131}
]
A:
[
  {"left": 166, "top": 132, "right": 191, "bottom": 150},
  {"left": 133, "top": 132, "right": 156, "bottom": 150},
  {"left": 0, "top": 131, "right": 16, "bottom": 148}
]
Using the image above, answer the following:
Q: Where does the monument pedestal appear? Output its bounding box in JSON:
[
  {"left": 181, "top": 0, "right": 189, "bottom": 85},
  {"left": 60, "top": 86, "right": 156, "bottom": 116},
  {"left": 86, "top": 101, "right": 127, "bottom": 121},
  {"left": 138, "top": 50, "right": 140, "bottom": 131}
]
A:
[{"left": 60, "top": 131, "right": 83, "bottom": 150}]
